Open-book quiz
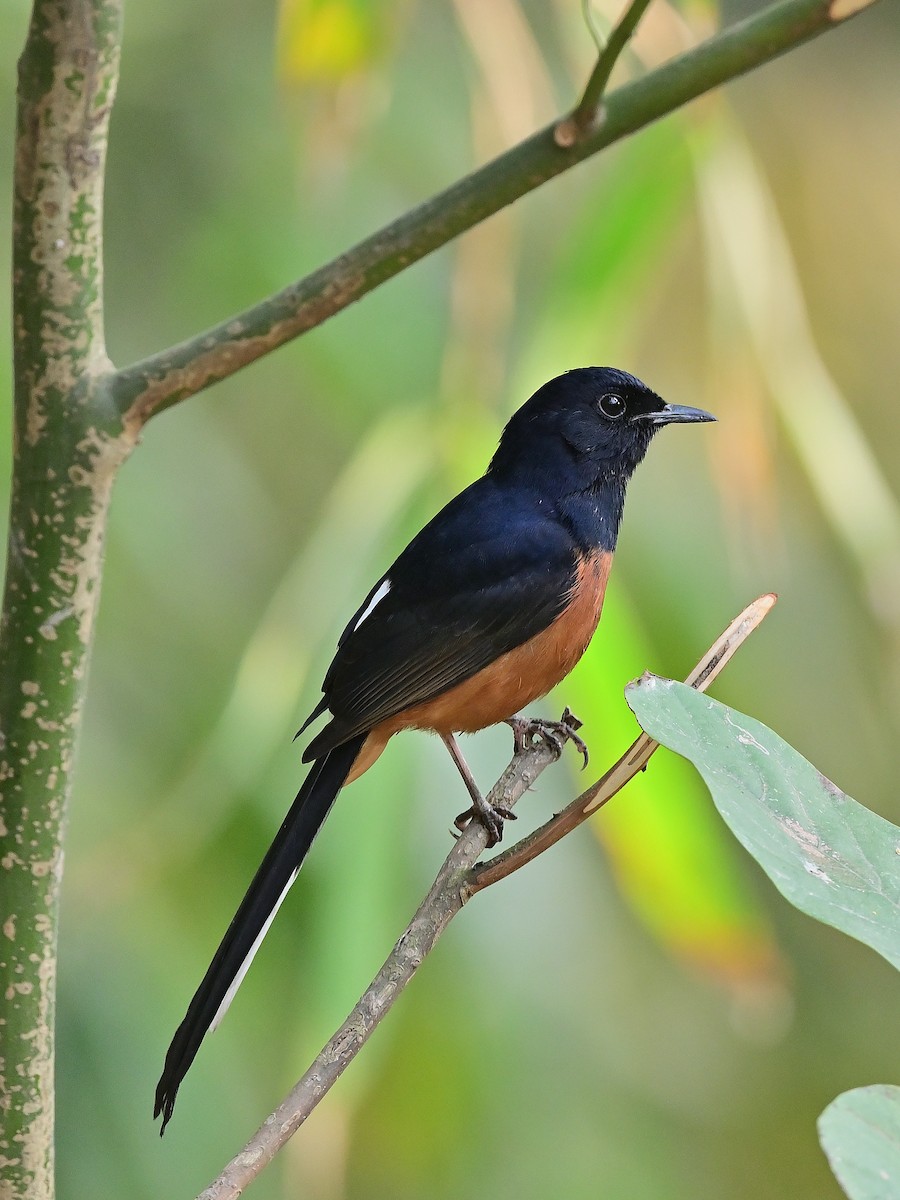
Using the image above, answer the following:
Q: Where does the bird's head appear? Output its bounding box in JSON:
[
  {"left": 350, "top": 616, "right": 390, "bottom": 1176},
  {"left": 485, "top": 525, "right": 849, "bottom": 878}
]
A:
[{"left": 489, "top": 366, "right": 715, "bottom": 491}]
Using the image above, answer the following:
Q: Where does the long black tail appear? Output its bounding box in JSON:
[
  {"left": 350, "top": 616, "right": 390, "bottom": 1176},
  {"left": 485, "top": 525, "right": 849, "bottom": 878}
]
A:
[{"left": 154, "top": 733, "right": 366, "bottom": 1133}]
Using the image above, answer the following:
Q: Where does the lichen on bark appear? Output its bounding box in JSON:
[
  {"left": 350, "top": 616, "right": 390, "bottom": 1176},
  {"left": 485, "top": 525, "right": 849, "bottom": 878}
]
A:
[{"left": 1, "top": 3, "right": 127, "bottom": 1198}]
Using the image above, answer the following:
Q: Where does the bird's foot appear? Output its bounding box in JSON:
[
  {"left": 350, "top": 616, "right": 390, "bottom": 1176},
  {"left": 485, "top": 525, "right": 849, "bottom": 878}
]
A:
[
  {"left": 453, "top": 793, "right": 517, "bottom": 848},
  {"left": 506, "top": 707, "right": 589, "bottom": 769},
  {"left": 442, "top": 731, "right": 515, "bottom": 847}
]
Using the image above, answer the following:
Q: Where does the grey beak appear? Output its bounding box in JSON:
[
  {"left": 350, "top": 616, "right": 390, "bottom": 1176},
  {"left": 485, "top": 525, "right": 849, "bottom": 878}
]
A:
[{"left": 643, "top": 403, "right": 716, "bottom": 426}]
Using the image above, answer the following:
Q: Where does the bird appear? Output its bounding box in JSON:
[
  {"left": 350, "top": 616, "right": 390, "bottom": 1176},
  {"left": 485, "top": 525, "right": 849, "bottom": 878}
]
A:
[{"left": 154, "top": 366, "right": 714, "bottom": 1131}]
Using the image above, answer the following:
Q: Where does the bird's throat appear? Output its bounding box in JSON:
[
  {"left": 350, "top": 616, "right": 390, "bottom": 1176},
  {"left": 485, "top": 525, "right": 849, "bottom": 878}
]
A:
[{"left": 559, "top": 475, "right": 627, "bottom": 554}]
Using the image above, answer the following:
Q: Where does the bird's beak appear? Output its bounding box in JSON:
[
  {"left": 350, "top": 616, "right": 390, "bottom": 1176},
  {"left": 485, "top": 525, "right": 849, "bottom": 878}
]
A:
[{"left": 640, "top": 403, "right": 716, "bottom": 426}]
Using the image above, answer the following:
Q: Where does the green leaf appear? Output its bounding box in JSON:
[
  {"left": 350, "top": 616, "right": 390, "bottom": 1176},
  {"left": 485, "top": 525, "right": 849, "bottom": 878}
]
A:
[
  {"left": 626, "top": 677, "right": 900, "bottom": 972},
  {"left": 818, "top": 1086, "right": 900, "bottom": 1200}
]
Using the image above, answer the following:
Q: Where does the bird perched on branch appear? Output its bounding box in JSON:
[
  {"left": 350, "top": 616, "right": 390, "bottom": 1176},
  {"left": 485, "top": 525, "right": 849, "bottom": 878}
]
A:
[{"left": 155, "top": 366, "right": 714, "bottom": 1131}]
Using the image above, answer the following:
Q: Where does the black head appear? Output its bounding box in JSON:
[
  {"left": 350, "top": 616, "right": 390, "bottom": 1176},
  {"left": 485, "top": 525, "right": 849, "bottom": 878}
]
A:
[{"left": 489, "top": 367, "right": 714, "bottom": 493}]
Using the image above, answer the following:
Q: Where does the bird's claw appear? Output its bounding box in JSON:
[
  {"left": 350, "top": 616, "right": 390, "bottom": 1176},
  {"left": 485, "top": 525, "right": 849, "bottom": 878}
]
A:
[
  {"left": 506, "top": 706, "right": 590, "bottom": 770},
  {"left": 453, "top": 800, "right": 517, "bottom": 847}
]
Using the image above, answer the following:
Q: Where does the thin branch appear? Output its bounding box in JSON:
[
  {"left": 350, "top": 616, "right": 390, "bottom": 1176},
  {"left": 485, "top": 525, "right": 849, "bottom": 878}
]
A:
[
  {"left": 468, "top": 592, "right": 777, "bottom": 893},
  {"left": 581, "top": 0, "right": 606, "bottom": 54},
  {"left": 198, "top": 593, "right": 775, "bottom": 1200},
  {"left": 196, "top": 740, "right": 560, "bottom": 1200},
  {"left": 556, "top": 0, "right": 655, "bottom": 148},
  {"left": 111, "top": 0, "right": 879, "bottom": 428}
]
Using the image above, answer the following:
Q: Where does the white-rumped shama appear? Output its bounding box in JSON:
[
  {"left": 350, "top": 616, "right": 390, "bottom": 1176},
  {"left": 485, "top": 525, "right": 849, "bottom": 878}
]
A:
[{"left": 154, "top": 366, "right": 714, "bottom": 1130}]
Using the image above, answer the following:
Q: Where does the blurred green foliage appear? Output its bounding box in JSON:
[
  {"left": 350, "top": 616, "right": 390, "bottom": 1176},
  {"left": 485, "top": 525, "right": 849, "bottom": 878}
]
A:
[{"left": 1, "top": 0, "right": 899, "bottom": 1197}]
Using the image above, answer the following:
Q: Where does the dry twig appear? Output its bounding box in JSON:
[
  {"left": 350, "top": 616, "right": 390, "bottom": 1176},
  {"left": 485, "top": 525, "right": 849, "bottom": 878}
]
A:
[{"left": 199, "top": 593, "right": 776, "bottom": 1199}]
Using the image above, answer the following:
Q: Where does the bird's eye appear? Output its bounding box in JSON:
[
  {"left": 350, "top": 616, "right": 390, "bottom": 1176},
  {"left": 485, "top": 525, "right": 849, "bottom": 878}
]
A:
[{"left": 598, "top": 393, "right": 626, "bottom": 419}]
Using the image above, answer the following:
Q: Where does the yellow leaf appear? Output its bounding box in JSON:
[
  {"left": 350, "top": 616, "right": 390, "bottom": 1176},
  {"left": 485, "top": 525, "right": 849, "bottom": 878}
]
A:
[{"left": 277, "top": 0, "right": 377, "bottom": 84}]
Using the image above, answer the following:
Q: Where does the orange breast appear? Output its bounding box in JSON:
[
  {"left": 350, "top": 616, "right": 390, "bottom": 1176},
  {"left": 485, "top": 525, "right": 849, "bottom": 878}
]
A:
[
  {"left": 345, "top": 549, "right": 612, "bottom": 784},
  {"left": 389, "top": 548, "right": 611, "bottom": 736}
]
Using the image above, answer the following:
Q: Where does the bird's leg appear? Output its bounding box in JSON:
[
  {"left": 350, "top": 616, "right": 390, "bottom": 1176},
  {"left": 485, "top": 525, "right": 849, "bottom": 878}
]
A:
[
  {"left": 442, "top": 733, "right": 516, "bottom": 847},
  {"left": 505, "top": 706, "right": 590, "bottom": 770}
]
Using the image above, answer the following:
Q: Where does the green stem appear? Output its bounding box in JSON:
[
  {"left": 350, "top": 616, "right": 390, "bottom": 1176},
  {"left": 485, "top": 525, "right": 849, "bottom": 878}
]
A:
[
  {"left": 1, "top": 3, "right": 129, "bottom": 1197},
  {"left": 568, "top": 0, "right": 655, "bottom": 137},
  {"left": 111, "top": 0, "right": 879, "bottom": 425}
]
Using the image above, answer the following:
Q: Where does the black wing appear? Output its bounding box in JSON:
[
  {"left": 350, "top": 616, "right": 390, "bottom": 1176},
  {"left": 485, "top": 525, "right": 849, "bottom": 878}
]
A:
[{"left": 303, "top": 478, "right": 578, "bottom": 757}]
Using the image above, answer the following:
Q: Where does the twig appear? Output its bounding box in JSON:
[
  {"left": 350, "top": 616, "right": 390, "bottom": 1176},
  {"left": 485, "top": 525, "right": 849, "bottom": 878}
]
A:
[
  {"left": 110, "top": 0, "right": 878, "bottom": 426},
  {"left": 582, "top": 0, "right": 606, "bottom": 54},
  {"left": 197, "top": 593, "right": 775, "bottom": 1199},
  {"left": 196, "top": 741, "right": 558, "bottom": 1200},
  {"left": 556, "top": 0, "right": 655, "bottom": 147},
  {"left": 469, "top": 592, "right": 777, "bottom": 893}
]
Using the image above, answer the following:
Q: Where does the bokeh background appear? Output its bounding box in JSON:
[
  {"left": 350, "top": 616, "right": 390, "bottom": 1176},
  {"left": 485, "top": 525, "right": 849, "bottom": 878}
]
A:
[{"left": 2, "top": 0, "right": 899, "bottom": 1196}]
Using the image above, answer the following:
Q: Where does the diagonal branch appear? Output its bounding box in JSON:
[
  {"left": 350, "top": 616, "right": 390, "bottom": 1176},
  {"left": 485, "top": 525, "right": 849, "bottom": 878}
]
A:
[
  {"left": 556, "top": 0, "right": 655, "bottom": 147},
  {"left": 196, "top": 741, "right": 558, "bottom": 1200},
  {"left": 197, "top": 594, "right": 775, "bottom": 1200},
  {"left": 468, "top": 592, "right": 777, "bottom": 893},
  {"left": 112, "top": 0, "right": 879, "bottom": 428}
]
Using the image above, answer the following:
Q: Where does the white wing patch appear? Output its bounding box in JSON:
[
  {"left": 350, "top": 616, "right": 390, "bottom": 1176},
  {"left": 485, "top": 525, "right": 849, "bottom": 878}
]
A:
[
  {"left": 353, "top": 578, "right": 391, "bottom": 631},
  {"left": 209, "top": 867, "right": 300, "bottom": 1033}
]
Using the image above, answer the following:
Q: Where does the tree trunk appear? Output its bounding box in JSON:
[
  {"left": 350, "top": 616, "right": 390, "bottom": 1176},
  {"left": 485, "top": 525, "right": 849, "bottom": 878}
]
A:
[{"left": 0, "top": 3, "right": 126, "bottom": 1196}]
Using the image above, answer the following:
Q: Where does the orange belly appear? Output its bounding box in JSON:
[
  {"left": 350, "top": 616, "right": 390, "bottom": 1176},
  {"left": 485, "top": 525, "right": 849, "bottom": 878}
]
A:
[{"left": 345, "top": 549, "right": 612, "bottom": 784}]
